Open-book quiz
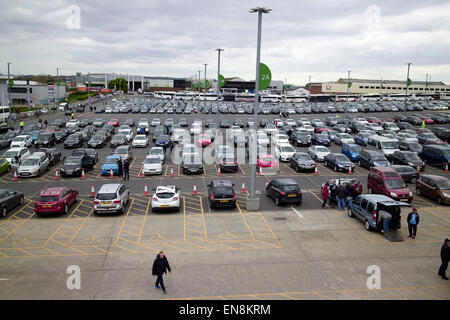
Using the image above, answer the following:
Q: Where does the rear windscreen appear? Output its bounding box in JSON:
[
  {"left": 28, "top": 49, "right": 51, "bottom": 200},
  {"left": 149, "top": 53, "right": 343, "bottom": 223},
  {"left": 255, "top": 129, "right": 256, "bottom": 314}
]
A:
[
  {"left": 213, "top": 187, "right": 234, "bottom": 195},
  {"left": 39, "top": 196, "right": 59, "bottom": 202},
  {"left": 96, "top": 193, "right": 117, "bottom": 200},
  {"left": 156, "top": 192, "right": 175, "bottom": 199},
  {"left": 281, "top": 185, "right": 299, "bottom": 193}
]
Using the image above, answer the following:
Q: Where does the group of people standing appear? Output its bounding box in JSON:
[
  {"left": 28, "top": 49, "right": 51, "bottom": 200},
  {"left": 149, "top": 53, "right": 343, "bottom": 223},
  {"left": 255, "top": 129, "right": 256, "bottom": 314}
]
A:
[
  {"left": 322, "top": 180, "right": 363, "bottom": 210},
  {"left": 116, "top": 156, "right": 131, "bottom": 180}
]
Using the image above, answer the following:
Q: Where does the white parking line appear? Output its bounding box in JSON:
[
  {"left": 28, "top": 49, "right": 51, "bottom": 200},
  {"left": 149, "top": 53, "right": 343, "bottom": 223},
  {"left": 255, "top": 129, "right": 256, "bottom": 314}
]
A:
[{"left": 290, "top": 206, "right": 304, "bottom": 219}]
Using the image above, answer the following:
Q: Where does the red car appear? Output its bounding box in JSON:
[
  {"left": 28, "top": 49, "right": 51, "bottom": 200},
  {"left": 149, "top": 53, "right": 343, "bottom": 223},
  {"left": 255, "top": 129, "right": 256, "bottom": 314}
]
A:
[
  {"left": 197, "top": 134, "right": 212, "bottom": 147},
  {"left": 34, "top": 187, "right": 78, "bottom": 215},
  {"left": 366, "top": 117, "right": 381, "bottom": 124},
  {"left": 257, "top": 154, "right": 279, "bottom": 173},
  {"left": 315, "top": 127, "right": 330, "bottom": 134},
  {"left": 417, "top": 115, "right": 434, "bottom": 125},
  {"left": 108, "top": 119, "right": 120, "bottom": 127}
]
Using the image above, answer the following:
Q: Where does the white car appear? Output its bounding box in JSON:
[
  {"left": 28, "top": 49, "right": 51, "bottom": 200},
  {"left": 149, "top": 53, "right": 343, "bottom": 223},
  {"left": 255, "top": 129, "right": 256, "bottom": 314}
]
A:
[
  {"left": 132, "top": 134, "right": 148, "bottom": 147},
  {"left": 149, "top": 147, "right": 165, "bottom": 163},
  {"left": 311, "top": 119, "right": 324, "bottom": 127},
  {"left": 308, "top": 145, "right": 331, "bottom": 162},
  {"left": 347, "top": 106, "right": 358, "bottom": 113},
  {"left": 365, "top": 123, "right": 383, "bottom": 133},
  {"left": 272, "top": 134, "right": 289, "bottom": 145},
  {"left": 2, "top": 147, "right": 31, "bottom": 169},
  {"left": 10, "top": 135, "right": 32, "bottom": 148},
  {"left": 257, "top": 131, "right": 270, "bottom": 146},
  {"left": 142, "top": 155, "right": 163, "bottom": 175},
  {"left": 105, "top": 106, "right": 113, "bottom": 113},
  {"left": 181, "top": 143, "right": 200, "bottom": 157},
  {"left": 17, "top": 152, "right": 49, "bottom": 177},
  {"left": 383, "top": 122, "right": 400, "bottom": 132},
  {"left": 151, "top": 118, "right": 161, "bottom": 127},
  {"left": 355, "top": 118, "right": 369, "bottom": 125},
  {"left": 263, "top": 125, "right": 278, "bottom": 136},
  {"left": 274, "top": 143, "right": 296, "bottom": 162},
  {"left": 397, "top": 133, "right": 418, "bottom": 143},
  {"left": 285, "top": 119, "right": 297, "bottom": 127},
  {"left": 301, "top": 124, "right": 315, "bottom": 134},
  {"left": 66, "top": 119, "right": 80, "bottom": 127},
  {"left": 215, "top": 145, "right": 234, "bottom": 162},
  {"left": 334, "top": 133, "right": 355, "bottom": 145},
  {"left": 273, "top": 119, "right": 283, "bottom": 127},
  {"left": 190, "top": 124, "right": 202, "bottom": 135},
  {"left": 151, "top": 185, "right": 181, "bottom": 212},
  {"left": 118, "top": 128, "right": 133, "bottom": 142}
]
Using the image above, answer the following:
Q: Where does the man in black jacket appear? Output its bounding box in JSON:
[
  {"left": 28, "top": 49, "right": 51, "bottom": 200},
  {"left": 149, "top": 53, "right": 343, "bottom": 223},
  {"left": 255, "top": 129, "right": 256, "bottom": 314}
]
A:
[
  {"left": 123, "top": 158, "right": 130, "bottom": 181},
  {"left": 152, "top": 251, "right": 171, "bottom": 294},
  {"left": 336, "top": 184, "right": 347, "bottom": 210},
  {"left": 438, "top": 239, "right": 450, "bottom": 280},
  {"left": 407, "top": 208, "right": 420, "bottom": 239}
]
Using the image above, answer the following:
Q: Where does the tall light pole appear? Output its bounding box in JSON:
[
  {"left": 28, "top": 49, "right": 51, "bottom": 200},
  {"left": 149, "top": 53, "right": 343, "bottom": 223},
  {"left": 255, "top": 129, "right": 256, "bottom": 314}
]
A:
[
  {"left": 198, "top": 70, "right": 201, "bottom": 102},
  {"left": 56, "top": 67, "right": 59, "bottom": 104},
  {"left": 346, "top": 70, "right": 351, "bottom": 103},
  {"left": 405, "top": 63, "right": 411, "bottom": 106},
  {"left": 248, "top": 6, "right": 272, "bottom": 205},
  {"left": 203, "top": 63, "right": 208, "bottom": 107},
  {"left": 7, "top": 62, "right": 12, "bottom": 110},
  {"left": 215, "top": 48, "right": 223, "bottom": 125},
  {"left": 425, "top": 73, "right": 429, "bottom": 105}
]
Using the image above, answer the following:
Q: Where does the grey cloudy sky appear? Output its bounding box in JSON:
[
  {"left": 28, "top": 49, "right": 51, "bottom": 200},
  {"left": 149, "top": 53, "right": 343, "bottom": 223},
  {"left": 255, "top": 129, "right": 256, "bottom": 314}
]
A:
[{"left": 1, "top": 0, "right": 449, "bottom": 85}]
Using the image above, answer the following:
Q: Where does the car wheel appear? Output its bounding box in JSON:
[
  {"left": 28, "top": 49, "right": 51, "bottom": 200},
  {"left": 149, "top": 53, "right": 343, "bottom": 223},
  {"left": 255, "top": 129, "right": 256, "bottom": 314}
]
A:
[
  {"left": 324, "top": 160, "right": 328, "bottom": 167},
  {"left": 368, "top": 187, "right": 372, "bottom": 194},
  {"left": 75, "top": 193, "right": 78, "bottom": 202},
  {"left": 63, "top": 204, "right": 68, "bottom": 214},
  {"left": 365, "top": 220, "right": 371, "bottom": 231},
  {"left": 437, "top": 197, "right": 443, "bottom": 205},
  {"left": 334, "top": 165, "right": 338, "bottom": 172},
  {"left": 19, "top": 196, "right": 24, "bottom": 205},
  {"left": 0, "top": 206, "right": 7, "bottom": 218},
  {"left": 416, "top": 188, "right": 421, "bottom": 196},
  {"left": 275, "top": 196, "right": 281, "bottom": 206},
  {"left": 347, "top": 208, "right": 353, "bottom": 217},
  {"left": 358, "top": 160, "right": 361, "bottom": 166}
]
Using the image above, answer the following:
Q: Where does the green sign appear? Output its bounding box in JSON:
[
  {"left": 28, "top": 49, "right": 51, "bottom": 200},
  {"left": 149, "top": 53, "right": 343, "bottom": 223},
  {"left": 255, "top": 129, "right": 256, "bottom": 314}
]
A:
[
  {"left": 8, "top": 79, "right": 13, "bottom": 87},
  {"left": 219, "top": 74, "right": 225, "bottom": 88},
  {"left": 348, "top": 82, "right": 352, "bottom": 88},
  {"left": 407, "top": 78, "right": 412, "bottom": 87},
  {"left": 259, "top": 63, "right": 272, "bottom": 91}
]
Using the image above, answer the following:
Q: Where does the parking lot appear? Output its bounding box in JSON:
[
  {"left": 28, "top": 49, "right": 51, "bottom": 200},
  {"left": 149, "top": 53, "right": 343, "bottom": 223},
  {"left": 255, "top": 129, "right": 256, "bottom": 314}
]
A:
[{"left": 0, "top": 94, "right": 449, "bottom": 299}]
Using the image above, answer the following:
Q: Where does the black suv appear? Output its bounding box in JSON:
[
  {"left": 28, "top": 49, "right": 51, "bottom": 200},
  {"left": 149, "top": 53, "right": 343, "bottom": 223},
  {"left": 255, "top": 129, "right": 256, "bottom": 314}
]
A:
[
  {"left": 289, "top": 152, "right": 316, "bottom": 172},
  {"left": 289, "top": 131, "right": 311, "bottom": 146},
  {"left": 64, "top": 133, "right": 84, "bottom": 149},
  {"left": 71, "top": 148, "right": 96, "bottom": 169},
  {"left": 265, "top": 178, "right": 302, "bottom": 206},
  {"left": 207, "top": 180, "right": 236, "bottom": 209},
  {"left": 34, "top": 132, "right": 56, "bottom": 148}
]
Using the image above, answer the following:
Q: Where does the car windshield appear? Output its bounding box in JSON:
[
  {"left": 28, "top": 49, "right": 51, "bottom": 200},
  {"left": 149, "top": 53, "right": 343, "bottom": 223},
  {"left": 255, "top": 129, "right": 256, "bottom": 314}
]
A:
[
  {"left": 97, "top": 193, "right": 117, "bottom": 200},
  {"left": 436, "top": 180, "right": 450, "bottom": 190},
  {"left": 404, "top": 153, "right": 420, "bottom": 161},
  {"left": 316, "top": 134, "right": 328, "bottom": 139},
  {"left": 335, "top": 155, "right": 349, "bottom": 162},
  {"left": 316, "top": 147, "right": 329, "bottom": 152},
  {"left": 115, "top": 147, "right": 128, "bottom": 154},
  {"left": 408, "top": 143, "right": 422, "bottom": 150},
  {"left": 381, "top": 141, "right": 398, "bottom": 149},
  {"left": 158, "top": 135, "right": 169, "bottom": 140},
  {"left": 113, "top": 135, "right": 125, "bottom": 140},
  {"left": 184, "top": 156, "right": 201, "bottom": 164},
  {"left": 64, "top": 157, "right": 81, "bottom": 165},
  {"left": 104, "top": 158, "right": 118, "bottom": 164},
  {"left": 385, "top": 179, "right": 406, "bottom": 189},
  {"left": 144, "top": 157, "right": 160, "bottom": 164},
  {"left": 281, "top": 185, "right": 299, "bottom": 193},
  {"left": 14, "top": 137, "right": 26, "bottom": 141},
  {"left": 350, "top": 146, "right": 361, "bottom": 153},
  {"left": 21, "top": 158, "right": 39, "bottom": 166},
  {"left": 422, "top": 133, "right": 436, "bottom": 138},
  {"left": 150, "top": 149, "right": 163, "bottom": 155},
  {"left": 38, "top": 134, "right": 52, "bottom": 139},
  {"left": 39, "top": 196, "right": 59, "bottom": 202},
  {"left": 280, "top": 146, "right": 295, "bottom": 152},
  {"left": 135, "top": 135, "right": 146, "bottom": 140},
  {"left": 340, "top": 134, "right": 351, "bottom": 138},
  {"left": 67, "top": 135, "right": 79, "bottom": 141},
  {"left": 296, "top": 154, "right": 311, "bottom": 161},
  {"left": 3, "top": 151, "right": 18, "bottom": 158}
]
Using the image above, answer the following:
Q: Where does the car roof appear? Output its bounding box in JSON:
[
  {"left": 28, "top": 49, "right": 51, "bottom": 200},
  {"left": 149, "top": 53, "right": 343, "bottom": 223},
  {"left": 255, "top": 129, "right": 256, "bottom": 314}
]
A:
[
  {"left": 41, "top": 187, "right": 66, "bottom": 196},
  {"left": 371, "top": 166, "right": 396, "bottom": 172},
  {"left": 273, "top": 178, "right": 298, "bottom": 185},
  {"left": 98, "top": 184, "right": 122, "bottom": 193},
  {"left": 423, "top": 145, "right": 450, "bottom": 150},
  {"left": 29, "top": 152, "right": 46, "bottom": 158},
  {"left": 211, "top": 179, "right": 233, "bottom": 187},
  {"left": 155, "top": 185, "right": 177, "bottom": 193},
  {"left": 421, "top": 174, "right": 448, "bottom": 181}
]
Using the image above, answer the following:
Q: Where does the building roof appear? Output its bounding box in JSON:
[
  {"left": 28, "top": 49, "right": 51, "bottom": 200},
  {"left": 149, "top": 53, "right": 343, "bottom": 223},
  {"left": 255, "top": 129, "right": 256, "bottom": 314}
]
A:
[{"left": 337, "top": 78, "right": 446, "bottom": 86}]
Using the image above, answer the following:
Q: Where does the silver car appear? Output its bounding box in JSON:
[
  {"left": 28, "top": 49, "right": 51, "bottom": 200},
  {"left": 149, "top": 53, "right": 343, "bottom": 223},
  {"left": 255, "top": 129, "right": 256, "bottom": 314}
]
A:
[
  {"left": 114, "top": 145, "right": 133, "bottom": 162},
  {"left": 17, "top": 152, "right": 49, "bottom": 177},
  {"left": 308, "top": 145, "right": 331, "bottom": 162},
  {"left": 94, "top": 184, "right": 130, "bottom": 215}
]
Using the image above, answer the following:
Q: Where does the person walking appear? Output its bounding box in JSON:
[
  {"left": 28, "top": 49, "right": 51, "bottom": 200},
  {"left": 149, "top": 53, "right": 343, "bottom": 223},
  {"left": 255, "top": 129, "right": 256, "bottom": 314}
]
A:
[
  {"left": 379, "top": 210, "right": 392, "bottom": 234},
  {"left": 152, "top": 251, "right": 171, "bottom": 294},
  {"left": 71, "top": 112, "right": 75, "bottom": 120},
  {"left": 407, "top": 208, "right": 420, "bottom": 239},
  {"left": 438, "top": 239, "right": 450, "bottom": 280},
  {"left": 322, "top": 184, "right": 329, "bottom": 208},
  {"left": 123, "top": 158, "right": 130, "bottom": 181},
  {"left": 19, "top": 120, "right": 24, "bottom": 131},
  {"left": 118, "top": 157, "right": 123, "bottom": 179},
  {"left": 43, "top": 119, "right": 48, "bottom": 129},
  {"left": 353, "top": 180, "right": 363, "bottom": 196},
  {"left": 336, "top": 184, "right": 347, "bottom": 210},
  {"left": 329, "top": 181, "right": 337, "bottom": 208}
]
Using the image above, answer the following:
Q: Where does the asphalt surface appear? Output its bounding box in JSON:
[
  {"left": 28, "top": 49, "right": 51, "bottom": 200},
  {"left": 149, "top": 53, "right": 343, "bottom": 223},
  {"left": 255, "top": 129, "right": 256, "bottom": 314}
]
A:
[{"left": 0, "top": 94, "right": 449, "bottom": 300}]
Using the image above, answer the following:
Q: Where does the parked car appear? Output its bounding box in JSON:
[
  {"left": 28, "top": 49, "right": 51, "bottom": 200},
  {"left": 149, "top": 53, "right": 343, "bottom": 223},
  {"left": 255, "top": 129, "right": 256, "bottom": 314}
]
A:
[
  {"left": 390, "top": 165, "right": 420, "bottom": 183},
  {"left": 0, "top": 189, "right": 24, "bottom": 218},
  {"left": 419, "top": 145, "right": 450, "bottom": 168},
  {"left": 218, "top": 155, "right": 238, "bottom": 173},
  {"left": 324, "top": 153, "right": 355, "bottom": 172},
  {"left": 308, "top": 145, "right": 331, "bottom": 162},
  {"left": 207, "top": 180, "right": 236, "bottom": 209},
  {"left": 132, "top": 134, "right": 148, "bottom": 148},
  {"left": 151, "top": 185, "right": 181, "bottom": 212},
  {"left": 367, "top": 166, "right": 413, "bottom": 203},
  {"left": 34, "top": 187, "right": 78, "bottom": 215},
  {"left": 398, "top": 141, "right": 423, "bottom": 154},
  {"left": 93, "top": 183, "right": 130, "bottom": 215},
  {"left": 60, "top": 155, "right": 91, "bottom": 177},
  {"left": 11, "top": 135, "right": 32, "bottom": 148},
  {"left": 274, "top": 143, "right": 296, "bottom": 162},
  {"left": 2, "top": 147, "right": 30, "bottom": 170},
  {"left": 182, "top": 154, "right": 203, "bottom": 174},
  {"left": 289, "top": 131, "right": 311, "bottom": 146},
  {"left": 358, "top": 150, "right": 390, "bottom": 169},
  {"left": 34, "top": 132, "right": 56, "bottom": 148},
  {"left": 149, "top": 147, "right": 166, "bottom": 163},
  {"left": 0, "top": 158, "right": 11, "bottom": 175},
  {"left": 64, "top": 133, "right": 84, "bottom": 149},
  {"left": 415, "top": 174, "right": 450, "bottom": 205},
  {"left": 265, "top": 178, "right": 302, "bottom": 206},
  {"left": 341, "top": 144, "right": 361, "bottom": 161},
  {"left": 289, "top": 152, "right": 316, "bottom": 173},
  {"left": 38, "top": 148, "right": 62, "bottom": 166},
  {"left": 87, "top": 133, "right": 106, "bottom": 148},
  {"left": 113, "top": 145, "right": 133, "bottom": 162},
  {"left": 389, "top": 151, "right": 425, "bottom": 171},
  {"left": 17, "top": 152, "right": 49, "bottom": 178},
  {"left": 142, "top": 155, "right": 163, "bottom": 175},
  {"left": 101, "top": 155, "right": 122, "bottom": 176},
  {"left": 311, "top": 133, "right": 331, "bottom": 146}
]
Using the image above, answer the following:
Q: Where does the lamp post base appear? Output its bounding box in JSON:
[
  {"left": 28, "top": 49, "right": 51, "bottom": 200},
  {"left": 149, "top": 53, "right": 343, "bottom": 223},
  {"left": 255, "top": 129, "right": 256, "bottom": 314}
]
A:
[{"left": 246, "top": 192, "right": 261, "bottom": 211}]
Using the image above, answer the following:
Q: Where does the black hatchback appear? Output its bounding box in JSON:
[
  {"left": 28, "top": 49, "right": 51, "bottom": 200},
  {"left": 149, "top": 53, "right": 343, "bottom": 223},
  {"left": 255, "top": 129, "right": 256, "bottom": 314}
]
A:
[
  {"left": 207, "top": 180, "right": 236, "bottom": 209},
  {"left": 265, "top": 178, "right": 302, "bottom": 206}
]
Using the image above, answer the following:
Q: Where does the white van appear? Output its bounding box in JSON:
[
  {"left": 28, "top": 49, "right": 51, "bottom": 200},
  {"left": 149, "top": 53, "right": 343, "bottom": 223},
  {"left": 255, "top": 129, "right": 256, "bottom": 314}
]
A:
[{"left": 367, "top": 136, "right": 400, "bottom": 156}]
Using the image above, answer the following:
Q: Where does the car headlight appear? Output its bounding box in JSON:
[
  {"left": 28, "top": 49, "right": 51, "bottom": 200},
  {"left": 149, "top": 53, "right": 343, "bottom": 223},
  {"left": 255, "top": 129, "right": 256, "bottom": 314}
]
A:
[
  {"left": 408, "top": 162, "right": 414, "bottom": 166},
  {"left": 390, "top": 192, "right": 397, "bottom": 198},
  {"left": 338, "top": 164, "right": 344, "bottom": 167},
  {"left": 409, "top": 192, "right": 413, "bottom": 197},
  {"left": 444, "top": 193, "right": 450, "bottom": 198}
]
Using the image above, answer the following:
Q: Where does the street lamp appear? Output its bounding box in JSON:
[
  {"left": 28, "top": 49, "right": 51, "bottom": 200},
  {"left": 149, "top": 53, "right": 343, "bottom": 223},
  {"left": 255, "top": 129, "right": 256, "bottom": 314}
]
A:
[
  {"left": 215, "top": 48, "right": 224, "bottom": 125},
  {"left": 248, "top": 6, "right": 272, "bottom": 210},
  {"left": 346, "top": 70, "right": 351, "bottom": 103},
  {"left": 405, "top": 63, "right": 411, "bottom": 106},
  {"left": 203, "top": 63, "right": 208, "bottom": 107}
]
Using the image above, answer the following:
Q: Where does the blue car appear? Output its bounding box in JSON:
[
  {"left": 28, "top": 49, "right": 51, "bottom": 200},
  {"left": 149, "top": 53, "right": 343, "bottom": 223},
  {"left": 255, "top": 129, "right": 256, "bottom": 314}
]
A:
[
  {"left": 341, "top": 144, "right": 361, "bottom": 161},
  {"left": 155, "top": 134, "right": 171, "bottom": 148},
  {"left": 327, "top": 130, "right": 337, "bottom": 142},
  {"left": 311, "top": 133, "right": 331, "bottom": 146},
  {"left": 419, "top": 144, "right": 450, "bottom": 167},
  {"left": 101, "top": 155, "right": 122, "bottom": 176},
  {"left": 30, "top": 130, "right": 43, "bottom": 142},
  {"left": 354, "top": 131, "right": 373, "bottom": 146}
]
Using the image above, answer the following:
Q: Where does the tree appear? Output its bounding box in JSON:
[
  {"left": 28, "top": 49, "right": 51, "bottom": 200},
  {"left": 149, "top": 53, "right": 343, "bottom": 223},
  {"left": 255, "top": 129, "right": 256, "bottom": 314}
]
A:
[{"left": 109, "top": 78, "right": 128, "bottom": 92}]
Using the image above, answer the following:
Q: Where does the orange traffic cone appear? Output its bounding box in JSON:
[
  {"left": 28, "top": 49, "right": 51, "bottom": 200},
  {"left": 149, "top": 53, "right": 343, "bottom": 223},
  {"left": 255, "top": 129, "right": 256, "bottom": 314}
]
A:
[
  {"left": 55, "top": 169, "right": 60, "bottom": 180},
  {"left": 141, "top": 167, "right": 145, "bottom": 177},
  {"left": 110, "top": 168, "right": 114, "bottom": 178},
  {"left": 314, "top": 166, "right": 318, "bottom": 175},
  {"left": 13, "top": 170, "right": 18, "bottom": 181},
  {"left": 258, "top": 166, "right": 263, "bottom": 175},
  {"left": 81, "top": 168, "right": 86, "bottom": 179},
  {"left": 193, "top": 184, "right": 197, "bottom": 195},
  {"left": 217, "top": 166, "right": 221, "bottom": 176},
  {"left": 144, "top": 184, "right": 149, "bottom": 196},
  {"left": 417, "top": 165, "right": 420, "bottom": 174},
  {"left": 241, "top": 181, "right": 246, "bottom": 193},
  {"left": 90, "top": 185, "right": 95, "bottom": 197},
  {"left": 348, "top": 166, "right": 352, "bottom": 175},
  {"left": 445, "top": 163, "right": 448, "bottom": 173},
  {"left": 170, "top": 167, "right": 174, "bottom": 178}
]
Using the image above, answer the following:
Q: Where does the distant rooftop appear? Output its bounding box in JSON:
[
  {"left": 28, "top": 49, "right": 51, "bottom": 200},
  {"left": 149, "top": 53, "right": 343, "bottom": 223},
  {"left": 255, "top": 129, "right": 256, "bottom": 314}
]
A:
[{"left": 337, "top": 78, "right": 446, "bottom": 86}]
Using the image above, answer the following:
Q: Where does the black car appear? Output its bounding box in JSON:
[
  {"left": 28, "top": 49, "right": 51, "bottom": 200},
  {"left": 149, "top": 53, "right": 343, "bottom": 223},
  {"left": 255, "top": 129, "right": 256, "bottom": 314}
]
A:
[
  {"left": 87, "top": 133, "right": 106, "bottom": 148},
  {"left": 396, "top": 122, "right": 414, "bottom": 130},
  {"left": 265, "top": 178, "right": 302, "bottom": 206},
  {"left": 324, "top": 153, "right": 355, "bottom": 172},
  {"left": 182, "top": 154, "right": 203, "bottom": 174},
  {"left": 34, "top": 132, "right": 56, "bottom": 148},
  {"left": 289, "top": 152, "right": 316, "bottom": 172},
  {"left": 60, "top": 156, "right": 90, "bottom": 177},
  {"left": 220, "top": 120, "right": 230, "bottom": 128},
  {"left": 289, "top": 131, "right": 311, "bottom": 146},
  {"left": 207, "top": 179, "right": 236, "bottom": 209},
  {"left": 152, "top": 126, "right": 165, "bottom": 142},
  {"left": 110, "top": 134, "right": 127, "bottom": 148},
  {"left": 389, "top": 150, "right": 425, "bottom": 171},
  {"left": 218, "top": 155, "right": 238, "bottom": 173},
  {"left": 179, "top": 118, "right": 188, "bottom": 127},
  {"left": 54, "top": 130, "right": 67, "bottom": 143},
  {"left": 0, "top": 189, "right": 24, "bottom": 218},
  {"left": 431, "top": 127, "right": 450, "bottom": 142},
  {"left": 398, "top": 141, "right": 423, "bottom": 153},
  {"left": 311, "top": 133, "right": 331, "bottom": 146},
  {"left": 71, "top": 148, "right": 96, "bottom": 169},
  {"left": 233, "top": 119, "right": 244, "bottom": 128},
  {"left": 76, "top": 105, "right": 85, "bottom": 113},
  {"left": 102, "top": 124, "right": 115, "bottom": 136},
  {"left": 64, "top": 133, "right": 84, "bottom": 149},
  {"left": 38, "top": 148, "right": 62, "bottom": 166},
  {"left": 52, "top": 119, "right": 66, "bottom": 128},
  {"left": 390, "top": 165, "right": 420, "bottom": 183},
  {"left": 0, "top": 131, "right": 17, "bottom": 149}
]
